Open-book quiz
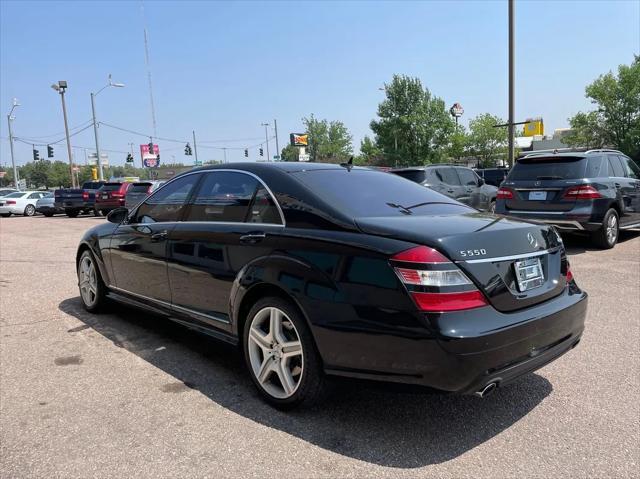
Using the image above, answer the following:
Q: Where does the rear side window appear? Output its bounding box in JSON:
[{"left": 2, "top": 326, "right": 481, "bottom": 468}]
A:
[
  {"left": 619, "top": 156, "right": 640, "bottom": 179},
  {"left": 293, "top": 169, "right": 471, "bottom": 217},
  {"left": 247, "top": 187, "right": 282, "bottom": 224},
  {"left": 456, "top": 168, "right": 479, "bottom": 186},
  {"left": 585, "top": 156, "right": 608, "bottom": 177},
  {"left": 134, "top": 174, "right": 199, "bottom": 223},
  {"left": 508, "top": 157, "right": 586, "bottom": 180},
  {"left": 185, "top": 171, "right": 258, "bottom": 222},
  {"left": 435, "top": 167, "right": 461, "bottom": 186},
  {"left": 607, "top": 156, "right": 625, "bottom": 178},
  {"left": 391, "top": 170, "right": 426, "bottom": 183}
]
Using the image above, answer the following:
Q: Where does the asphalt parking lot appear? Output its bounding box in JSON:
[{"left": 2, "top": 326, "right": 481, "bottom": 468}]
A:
[{"left": 0, "top": 215, "right": 638, "bottom": 478}]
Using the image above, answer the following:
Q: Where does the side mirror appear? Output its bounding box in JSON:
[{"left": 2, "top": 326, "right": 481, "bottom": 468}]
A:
[
  {"left": 107, "top": 207, "right": 128, "bottom": 224},
  {"left": 477, "top": 177, "right": 485, "bottom": 186}
]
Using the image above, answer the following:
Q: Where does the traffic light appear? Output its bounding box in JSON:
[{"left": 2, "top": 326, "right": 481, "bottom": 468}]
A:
[
  {"left": 244, "top": 149, "right": 248, "bottom": 157},
  {"left": 33, "top": 148, "right": 40, "bottom": 161},
  {"left": 185, "top": 143, "right": 192, "bottom": 155},
  {"left": 259, "top": 148, "right": 264, "bottom": 157},
  {"left": 91, "top": 167, "right": 98, "bottom": 180},
  {"left": 148, "top": 141, "right": 154, "bottom": 153},
  {"left": 126, "top": 153, "right": 134, "bottom": 163},
  {"left": 47, "top": 145, "right": 54, "bottom": 158},
  {"left": 156, "top": 153, "right": 160, "bottom": 165}
]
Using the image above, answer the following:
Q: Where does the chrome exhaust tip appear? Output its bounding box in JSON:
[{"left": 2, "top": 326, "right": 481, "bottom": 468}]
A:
[{"left": 475, "top": 382, "right": 498, "bottom": 398}]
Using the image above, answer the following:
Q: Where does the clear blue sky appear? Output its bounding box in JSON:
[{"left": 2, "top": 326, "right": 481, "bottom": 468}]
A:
[{"left": 1, "top": 0, "right": 638, "bottom": 167}]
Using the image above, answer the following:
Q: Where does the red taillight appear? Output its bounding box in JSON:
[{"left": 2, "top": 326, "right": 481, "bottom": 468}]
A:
[
  {"left": 563, "top": 185, "right": 602, "bottom": 200},
  {"left": 82, "top": 191, "right": 89, "bottom": 200},
  {"left": 111, "top": 192, "right": 123, "bottom": 198},
  {"left": 5, "top": 200, "right": 16, "bottom": 205},
  {"left": 391, "top": 246, "right": 488, "bottom": 312},
  {"left": 391, "top": 246, "right": 449, "bottom": 263},
  {"left": 565, "top": 263, "right": 574, "bottom": 283},
  {"left": 497, "top": 187, "right": 514, "bottom": 199},
  {"left": 411, "top": 291, "right": 488, "bottom": 312}
]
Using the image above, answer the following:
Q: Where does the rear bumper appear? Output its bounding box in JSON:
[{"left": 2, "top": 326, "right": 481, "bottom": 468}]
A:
[
  {"left": 498, "top": 211, "right": 601, "bottom": 232},
  {"left": 55, "top": 201, "right": 92, "bottom": 210},
  {"left": 95, "top": 200, "right": 124, "bottom": 209},
  {"left": 322, "top": 286, "right": 587, "bottom": 394}
]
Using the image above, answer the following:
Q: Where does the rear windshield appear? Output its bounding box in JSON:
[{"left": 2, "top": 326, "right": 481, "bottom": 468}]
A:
[
  {"left": 390, "top": 170, "right": 426, "bottom": 184},
  {"left": 130, "top": 183, "right": 151, "bottom": 193},
  {"left": 293, "top": 169, "right": 472, "bottom": 217},
  {"left": 4, "top": 192, "right": 26, "bottom": 198},
  {"left": 508, "top": 157, "right": 586, "bottom": 180},
  {"left": 101, "top": 183, "right": 123, "bottom": 191},
  {"left": 82, "top": 182, "right": 104, "bottom": 190}
]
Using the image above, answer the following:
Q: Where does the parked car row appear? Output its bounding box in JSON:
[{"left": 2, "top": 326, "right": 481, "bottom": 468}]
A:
[{"left": 0, "top": 180, "right": 165, "bottom": 218}]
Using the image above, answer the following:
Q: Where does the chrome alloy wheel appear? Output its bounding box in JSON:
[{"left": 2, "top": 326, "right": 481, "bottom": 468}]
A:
[
  {"left": 247, "top": 307, "right": 304, "bottom": 399},
  {"left": 606, "top": 214, "right": 618, "bottom": 245},
  {"left": 78, "top": 255, "right": 98, "bottom": 308}
]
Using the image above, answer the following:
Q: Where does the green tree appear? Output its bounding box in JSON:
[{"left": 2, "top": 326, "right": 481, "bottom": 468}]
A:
[
  {"left": 353, "top": 136, "right": 384, "bottom": 166},
  {"left": 446, "top": 126, "right": 468, "bottom": 161},
  {"left": 370, "top": 74, "right": 455, "bottom": 166},
  {"left": 280, "top": 144, "right": 299, "bottom": 162},
  {"left": 467, "top": 113, "right": 507, "bottom": 167},
  {"left": 303, "top": 114, "right": 353, "bottom": 163},
  {"left": 564, "top": 56, "right": 640, "bottom": 159}
]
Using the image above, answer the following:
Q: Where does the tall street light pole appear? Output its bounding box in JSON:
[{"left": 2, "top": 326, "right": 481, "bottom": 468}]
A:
[
  {"left": 273, "top": 119, "right": 280, "bottom": 160},
  {"left": 261, "top": 123, "right": 270, "bottom": 161},
  {"left": 508, "top": 0, "right": 515, "bottom": 167},
  {"left": 51, "top": 81, "right": 76, "bottom": 188},
  {"left": 91, "top": 74, "right": 125, "bottom": 180},
  {"left": 6, "top": 98, "right": 20, "bottom": 190}
]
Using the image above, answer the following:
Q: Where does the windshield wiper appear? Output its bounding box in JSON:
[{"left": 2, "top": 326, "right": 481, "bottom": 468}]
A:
[
  {"left": 386, "top": 202, "right": 413, "bottom": 215},
  {"left": 386, "top": 201, "right": 462, "bottom": 215}
]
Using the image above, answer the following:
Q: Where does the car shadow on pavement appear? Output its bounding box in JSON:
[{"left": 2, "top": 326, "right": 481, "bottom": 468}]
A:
[
  {"left": 59, "top": 297, "right": 552, "bottom": 468},
  {"left": 563, "top": 230, "right": 638, "bottom": 255}
]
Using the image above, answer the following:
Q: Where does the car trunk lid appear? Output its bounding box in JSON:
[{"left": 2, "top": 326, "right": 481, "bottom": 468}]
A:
[{"left": 356, "top": 213, "right": 568, "bottom": 312}]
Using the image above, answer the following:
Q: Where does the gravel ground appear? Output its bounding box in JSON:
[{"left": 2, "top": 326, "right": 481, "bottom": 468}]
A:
[{"left": 1, "top": 215, "right": 639, "bottom": 478}]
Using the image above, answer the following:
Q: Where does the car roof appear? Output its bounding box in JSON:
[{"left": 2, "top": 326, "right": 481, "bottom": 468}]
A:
[
  {"left": 179, "top": 162, "right": 372, "bottom": 176},
  {"left": 390, "top": 164, "right": 465, "bottom": 172}
]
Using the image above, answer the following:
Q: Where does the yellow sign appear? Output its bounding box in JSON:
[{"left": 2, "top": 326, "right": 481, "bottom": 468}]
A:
[
  {"left": 290, "top": 133, "right": 309, "bottom": 147},
  {"left": 523, "top": 118, "right": 544, "bottom": 137}
]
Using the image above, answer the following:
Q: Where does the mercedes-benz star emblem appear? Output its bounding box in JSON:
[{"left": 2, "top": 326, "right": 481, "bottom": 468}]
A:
[{"left": 527, "top": 232, "right": 539, "bottom": 249}]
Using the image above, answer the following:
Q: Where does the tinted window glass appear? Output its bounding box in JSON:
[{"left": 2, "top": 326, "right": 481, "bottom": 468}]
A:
[
  {"left": 185, "top": 171, "right": 258, "bottom": 222},
  {"left": 436, "top": 167, "right": 461, "bottom": 185},
  {"left": 101, "top": 183, "right": 122, "bottom": 192},
  {"left": 27, "top": 193, "right": 41, "bottom": 199},
  {"left": 293, "top": 169, "right": 471, "bottom": 217},
  {"left": 619, "top": 156, "right": 640, "bottom": 179},
  {"left": 391, "top": 170, "right": 426, "bottom": 183},
  {"left": 247, "top": 186, "right": 282, "bottom": 224},
  {"left": 608, "top": 156, "right": 625, "bottom": 178},
  {"left": 130, "top": 183, "right": 151, "bottom": 193},
  {"left": 456, "top": 168, "right": 478, "bottom": 186},
  {"left": 585, "top": 156, "right": 608, "bottom": 177},
  {"left": 134, "top": 174, "right": 198, "bottom": 223},
  {"left": 508, "top": 157, "right": 586, "bottom": 180},
  {"left": 4, "top": 192, "right": 26, "bottom": 198},
  {"left": 82, "top": 182, "right": 104, "bottom": 190}
]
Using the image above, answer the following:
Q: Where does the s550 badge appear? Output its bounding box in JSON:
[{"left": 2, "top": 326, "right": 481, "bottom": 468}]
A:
[{"left": 459, "top": 249, "right": 487, "bottom": 257}]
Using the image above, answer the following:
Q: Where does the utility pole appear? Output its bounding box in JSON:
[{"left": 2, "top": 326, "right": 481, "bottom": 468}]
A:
[
  {"left": 90, "top": 92, "right": 103, "bottom": 180},
  {"left": 261, "top": 123, "right": 270, "bottom": 161},
  {"left": 192, "top": 130, "right": 199, "bottom": 165},
  {"left": 51, "top": 81, "right": 76, "bottom": 188},
  {"left": 6, "top": 99, "right": 19, "bottom": 190},
  {"left": 273, "top": 119, "right": 280, "bottom": 160},
  {"left": 223, "top": 147, "right": 227, "bottom": 164},
  {"left": 508, "top": 0, "right": 515, "bottom": 167}
]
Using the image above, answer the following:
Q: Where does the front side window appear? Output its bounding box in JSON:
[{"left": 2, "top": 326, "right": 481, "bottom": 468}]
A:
[
  {"left": 436, "top": 167, "right": 461, "bottom": 186},
  {"left": 133, "top": 174, "right": 199, "bottom": 223},
  {"left": 619, "top": 156, "right": 640, "bottom": 179},
  {"left": 456, "top": 168, "right": 479, "bottom": 186},
  {"left": 184, "top": 171, "right": 259, "bottom": 222}
]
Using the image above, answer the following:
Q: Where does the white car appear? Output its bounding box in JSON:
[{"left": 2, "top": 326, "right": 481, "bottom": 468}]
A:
[{"left": 0, "top": 191, "right": 49, "bottom": 217}]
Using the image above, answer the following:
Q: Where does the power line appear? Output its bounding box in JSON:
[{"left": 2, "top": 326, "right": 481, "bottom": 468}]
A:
[
  {"left": 15, "top": 120, "right": 93, "bottom": 142},
  {"left": 14, "top": 123, "right": 94, "bottom": 146}
]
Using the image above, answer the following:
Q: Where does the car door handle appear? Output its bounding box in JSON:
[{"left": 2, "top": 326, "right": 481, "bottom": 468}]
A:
[
  {"left": 240, "top": 232, "right": 266, "bottom": 244},
  {"left": 447, "top": 189, "right": 455, "bottom": 193},
  {"left": 150, "top": 230, "right": 168, "bottom": 242},
  {"left": 615, "top": 182, "right": 621, "bottom": 188}
]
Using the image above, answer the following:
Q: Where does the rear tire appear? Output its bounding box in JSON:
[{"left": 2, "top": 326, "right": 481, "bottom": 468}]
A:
[
  {"left": 77, "top": 250, "right": 107, "bottom": 313},
  {"left": 591, "top": 208, "right": 619, "bottom": 249},
  {"left": 100, "top": 209, "right": 109, "bottom": 216},
  {"left": 93, "top": 208, "right": 102, "bottom": 217},
  {"left": 1, "top": 213, "right": 11, "bottom": 218},
  {"left": 43, "top": 212, "right": 54, "bottom": 217},
  {"left": 243, "top": 296, "right": 325, "bottom": 410},
  {"left": 488, "top": 200, "right": 496, "bottom": 214},
  {"left": 24, "top": 204, "right": 36, "bottom": 216},
  {"left": 65, "top": 209, "right": 79, "bottom": 218}
]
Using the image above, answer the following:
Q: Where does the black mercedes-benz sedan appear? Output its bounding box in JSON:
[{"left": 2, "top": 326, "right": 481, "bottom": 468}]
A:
[{"left": 76, "top": 162, "right": 587, "bottom": 409}]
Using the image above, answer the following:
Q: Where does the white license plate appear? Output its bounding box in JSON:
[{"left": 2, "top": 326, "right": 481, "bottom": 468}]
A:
[
  {"left": 514, "top": 257, "right": 545, "bottom": 292},
  {"left": 528, "top": 191, "right": 547, "bottom": 200},
  {"left": 102, "top": 194, "right": 108, "bottom": 199}
]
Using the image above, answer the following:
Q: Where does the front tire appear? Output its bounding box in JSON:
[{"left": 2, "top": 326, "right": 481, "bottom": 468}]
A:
[
  {"left": 43, "top": 212, "right": 54, "bottom": 217},
  {"left": 24, "top": 204, "right": 36, "bottom": 216},
  {"left": 1, "top": 213, "right": 11, "bottom": 218},
  {"left": 65, "top": 209, "right": 79, "bottom": 218},
  {"left": 243, "top": 297, "right": 325, "bottom": 409},
  {"left": 77, "top": 250, "right": 107, "bottom": 312},
  {"left": 592, "top": 208, "right": 619, "bottom": 249}
]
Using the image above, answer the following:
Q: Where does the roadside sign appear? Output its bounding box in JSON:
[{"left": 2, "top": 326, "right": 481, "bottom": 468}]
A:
[
  {"left": 18, "top": 179, "right": 26, "bottom": 189},
  {"left": 299, "top": 153, "right": 310, "bottom": 162},
  {"left": 140, "top": 143, "right": 160, "bottom": 168},
  {"left": 449, "top": 103, "right": 464, "bottom": 118},
  {"left": 290, "top": 133, "right": 308, "bottom": 147},
  {"left": 88, "top": 153, "right": 109, "bottom": 166}
]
